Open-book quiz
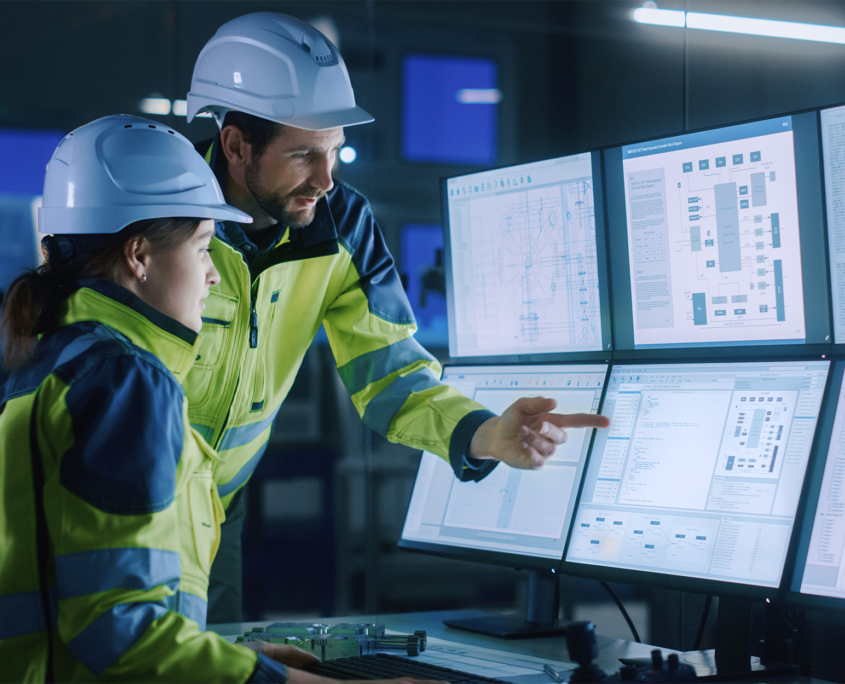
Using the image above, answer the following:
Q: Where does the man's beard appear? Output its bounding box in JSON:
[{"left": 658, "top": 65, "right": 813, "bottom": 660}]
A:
[{"left": 245, "top": 160, "right": 324, "bottom": 229}]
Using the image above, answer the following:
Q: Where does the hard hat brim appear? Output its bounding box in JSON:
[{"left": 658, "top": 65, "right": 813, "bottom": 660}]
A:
[
  {"left": 188, "top": 95, "right": 374, "bottom": 131},
  {"left": 284, "top": 105, "right": 374, "bottom": 131},
  {"left": 39, "top": 202, "right": 252, "bottom": 235}
]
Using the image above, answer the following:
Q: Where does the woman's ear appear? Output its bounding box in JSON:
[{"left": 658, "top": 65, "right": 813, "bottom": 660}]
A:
[{"left": 123, "top": 236, "right": 150, "bottom": 283}]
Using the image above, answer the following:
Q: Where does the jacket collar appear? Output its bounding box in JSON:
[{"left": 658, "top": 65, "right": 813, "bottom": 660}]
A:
[{"left": 57, "top": 279, "right": 199, "bottom": 381}]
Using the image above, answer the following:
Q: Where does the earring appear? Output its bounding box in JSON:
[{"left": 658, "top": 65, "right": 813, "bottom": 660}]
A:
[{"left": 139, "top": 274, "right": 147, "bottom": 283}]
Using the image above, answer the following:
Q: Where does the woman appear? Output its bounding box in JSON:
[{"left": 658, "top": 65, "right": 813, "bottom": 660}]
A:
[{"left": 0, "top": 115, "right": 436, "bottom": 684}]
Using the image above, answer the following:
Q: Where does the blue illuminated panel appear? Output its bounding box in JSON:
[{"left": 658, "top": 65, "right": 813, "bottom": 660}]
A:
[
  {"left": 400, "top": 223, "right": 448, "bottom": 347},
  {"left": 0, "top": 128, "right": 65, "bottom": 195},
  {"left": 402, "top": 54, "right": 498, "bottom": 165}
]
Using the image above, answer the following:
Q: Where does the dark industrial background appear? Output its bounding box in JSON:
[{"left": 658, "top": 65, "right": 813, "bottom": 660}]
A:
[{"left": 2, "top": 1, "right": 845, "bottom": 681}]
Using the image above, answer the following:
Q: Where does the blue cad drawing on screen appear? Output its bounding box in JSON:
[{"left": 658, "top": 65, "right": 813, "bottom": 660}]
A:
[{"left": 446, "top": 153, "right": 603, "bottom": 358}]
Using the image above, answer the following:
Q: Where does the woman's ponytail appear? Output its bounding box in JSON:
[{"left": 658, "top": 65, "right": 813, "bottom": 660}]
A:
[{"left": 1, "top": 258, "right": 78, "bottom": 370}]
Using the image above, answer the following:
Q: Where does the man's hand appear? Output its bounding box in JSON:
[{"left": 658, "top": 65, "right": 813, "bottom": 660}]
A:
[{"left": 469, "top": 396, "right": 610, "bottom": 470}]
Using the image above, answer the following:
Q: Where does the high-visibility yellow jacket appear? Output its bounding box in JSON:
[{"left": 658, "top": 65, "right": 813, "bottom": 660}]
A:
[
  {"left": 0, "top": 279, "right": 288, "bottom": 683},
  {"left": 186, "top": 138, "right": 497, "bottom": 509}
]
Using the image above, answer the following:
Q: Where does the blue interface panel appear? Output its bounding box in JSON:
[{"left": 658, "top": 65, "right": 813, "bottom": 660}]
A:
[
  {"left": 620, "top": 117, "right": 812, "bottom": 349},
  {"left": 566, "top": 361, "right": 829, "bottom": 588},
  {"left": 402, "top": 364, "right": 607, "bottom": 560},
  {"left": 445, "top": 153, "right": 606, "bottom": 358}
]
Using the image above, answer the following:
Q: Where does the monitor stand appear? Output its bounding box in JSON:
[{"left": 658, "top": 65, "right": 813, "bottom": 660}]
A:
[
  {"left": 679, "top": 596, "right": 797, "bottom": 679},
  {"left": 442, "top": 569, "right": 570, "bottom": 639}
]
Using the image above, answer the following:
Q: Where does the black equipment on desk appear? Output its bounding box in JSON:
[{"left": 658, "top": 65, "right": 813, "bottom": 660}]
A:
[
  {"left": 567, "top": 621, "right": 696, "bottom": 683},
  {"left": 305, "top": 652, "right": 510, "bottom": 683}
]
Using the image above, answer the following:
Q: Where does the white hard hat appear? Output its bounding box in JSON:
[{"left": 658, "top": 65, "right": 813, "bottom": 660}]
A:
[
  {"left": 39, "top": 115, "right": 252, "bottom": 235},
  {"left": 186, "top": 12, "right": 374, "bottom": 131}
]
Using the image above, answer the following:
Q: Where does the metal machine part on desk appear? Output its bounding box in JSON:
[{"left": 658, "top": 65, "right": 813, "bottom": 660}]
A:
[{"left": 235, "top": 622, "right": 427, "bottom": 660}]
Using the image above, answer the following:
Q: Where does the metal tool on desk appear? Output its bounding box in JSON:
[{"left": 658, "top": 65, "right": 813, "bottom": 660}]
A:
[
  {"left": 544, "top": 662, "right": 564, "bottom": 682},
  {"left": 235, "top": 622, "right": 427, "bottom": 661}
]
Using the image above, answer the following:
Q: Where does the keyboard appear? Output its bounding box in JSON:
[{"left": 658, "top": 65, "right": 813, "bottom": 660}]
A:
[{"left": 305, "top": 652, "right": 511, "bottom": 682}]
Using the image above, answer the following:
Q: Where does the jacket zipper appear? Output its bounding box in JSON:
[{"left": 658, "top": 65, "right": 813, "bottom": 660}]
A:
[{"left": 249, "top": 294, "right": 258, "bottom": 348}]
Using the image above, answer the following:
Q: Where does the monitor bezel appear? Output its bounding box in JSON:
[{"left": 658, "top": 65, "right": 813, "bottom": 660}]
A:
[
  {"left": 604, "top": 109, "right": 833, "bottom": 359},
  {"left": 558, "top": 355, "right": 834, "bottom": 600},
  {"left": 784, "top": 360, "right": 845, "bottom": 612},
  {"left": 398, "top": 361, "right": 610, "bottom": 573},
  {"left": 441, "top": 149, "right": 614, "bottom": 365}
]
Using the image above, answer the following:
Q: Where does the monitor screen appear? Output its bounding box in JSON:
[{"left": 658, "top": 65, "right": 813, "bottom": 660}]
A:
[
  {"left": 606, "top": 113, "right": 830, "bottom": 351},
  {"left": 400, "top": 363, "right": 608, "bottom": 567},
  {"left": 789, "top": 362, "right": 845, "bottom": 605},
  {"left": 443, "top": 152, "right": 610, "bottom": 360},
  {"left": 821, "top": 105, "right": 845, "bottom": 344},
  {"left": 564, "top": 360, "right": 829, "bottom": 592}
]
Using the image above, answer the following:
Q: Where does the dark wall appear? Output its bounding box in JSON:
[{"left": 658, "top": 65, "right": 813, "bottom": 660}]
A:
[{"left": 4, "top": 0, "right": 845, "bottom": 254}]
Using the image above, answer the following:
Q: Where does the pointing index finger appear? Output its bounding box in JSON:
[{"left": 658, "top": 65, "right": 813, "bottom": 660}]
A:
[{"left": 545, "top": 413, "right": 610, "bottom": 429}]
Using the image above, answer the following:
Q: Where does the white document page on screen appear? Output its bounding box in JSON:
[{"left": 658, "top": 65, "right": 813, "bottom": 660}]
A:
[
  {"left": 822, "top": 105, "right": 845, "bottom": 344},
  {"left": 615, "top": 389, "right": 732, "bottom": 510},
  {"left": 623, "top": 128, "right": 805, "bottom": 347},
  {"left": 801, "top": 381, "right": 845, "bottom": 598}
]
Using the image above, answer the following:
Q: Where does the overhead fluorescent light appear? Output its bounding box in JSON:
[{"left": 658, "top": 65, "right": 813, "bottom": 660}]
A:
[
  {"left": 633, "top": 4, "right": 845, "bottom": 45},
  {"left": 456, "top": 88, "right": 503, "bottom": 104},
  {"left": 633, "top": 7, "right": 686, "bottom": 28},
  {"left": 686, "top": 12, "right": 845, "bottom": 44},
  {"left": 139, "top": 97, "right": 171, "bottom": 116},
  {"left": 172, "top": 100, "right": 187, "bottom": 116}
]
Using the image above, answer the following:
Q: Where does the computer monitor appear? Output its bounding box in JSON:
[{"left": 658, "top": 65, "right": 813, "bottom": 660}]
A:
[
  {"left": 788, "top": 361, "right": 845, "bottom": 611},
  {"left": 564, "top": 360, "right": 829, "bottom": 594},
  {"left": 605, "top": 112, "right": 830, "bottom": 355},
  {"left": 820, "top": 105, "right": 845, "bottom": 346},
  {"left": 563, "top": 359, "right": 830, "bottom": 675},
  {"left": 442, "top": 152, "right": 611, "bottom": 362},
  {"left": 400, "top": 362, "right": 609, "bottom": 636}
]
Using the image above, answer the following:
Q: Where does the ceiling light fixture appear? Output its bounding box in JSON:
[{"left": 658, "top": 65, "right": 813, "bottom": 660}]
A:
[{"left": 633, "top": 4, "right": 845, "bottom": 45}]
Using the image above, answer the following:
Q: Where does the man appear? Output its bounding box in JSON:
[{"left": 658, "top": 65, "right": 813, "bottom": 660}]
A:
[{"left": 183, "top": 12, "right": 610, "bottom": 622}]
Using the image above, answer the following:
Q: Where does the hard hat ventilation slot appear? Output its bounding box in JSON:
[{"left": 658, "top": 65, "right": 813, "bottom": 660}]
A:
[
  {"left": 124, "top": 125, "right": 132, "bottom": 128},
  {"left": 148, "top": 125, "right": 156, "bottom": 129}
]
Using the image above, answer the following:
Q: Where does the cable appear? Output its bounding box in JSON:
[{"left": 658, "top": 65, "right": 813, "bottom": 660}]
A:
[
  {"left": 599, "top": 581, "right": 641, "bottom": 643},
  {"left": 693, "top": 595, "right": 712, "bottom": 651}
]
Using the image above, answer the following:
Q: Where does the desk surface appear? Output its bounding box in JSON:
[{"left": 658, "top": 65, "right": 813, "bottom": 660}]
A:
[{"left": 210, "top": 609, "right": 829, "bottom": 683}]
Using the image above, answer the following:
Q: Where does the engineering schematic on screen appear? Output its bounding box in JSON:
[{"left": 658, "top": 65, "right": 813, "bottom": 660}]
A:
[
  {"left": 622, "top": 117, "right": 806, "bottom": 348},
  {"left": 447, "top": 154, "right": 602, "bottom": 357}
]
